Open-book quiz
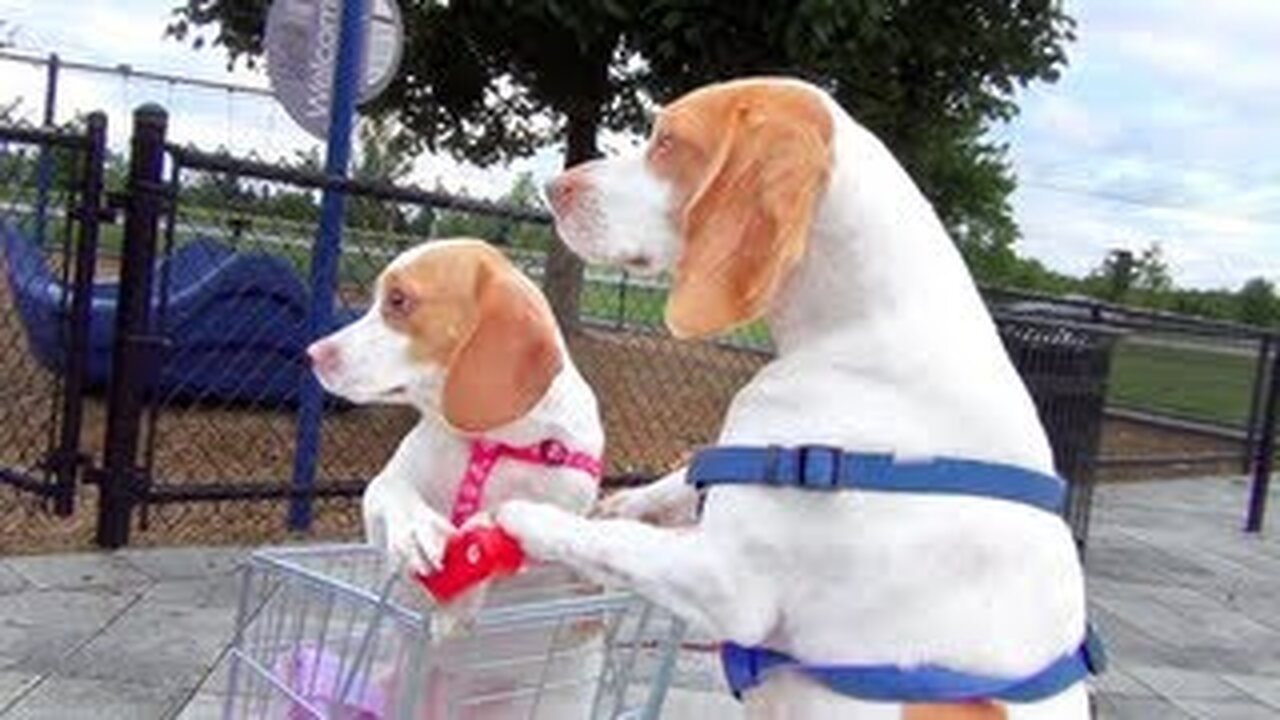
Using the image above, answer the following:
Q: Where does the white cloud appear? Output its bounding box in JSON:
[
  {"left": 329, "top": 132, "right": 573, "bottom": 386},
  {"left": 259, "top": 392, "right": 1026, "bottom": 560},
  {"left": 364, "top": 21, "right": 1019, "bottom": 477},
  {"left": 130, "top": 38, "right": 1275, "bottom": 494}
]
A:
[
  {"left": 1004, "top": 0, "right": 1280, "bottom": 289},
  {"left": 1033, "top": 94, "right": 1115, "bottom": 151},
  {"left": 1111, "top": 27, "right": 1280, "bottom": 98}
]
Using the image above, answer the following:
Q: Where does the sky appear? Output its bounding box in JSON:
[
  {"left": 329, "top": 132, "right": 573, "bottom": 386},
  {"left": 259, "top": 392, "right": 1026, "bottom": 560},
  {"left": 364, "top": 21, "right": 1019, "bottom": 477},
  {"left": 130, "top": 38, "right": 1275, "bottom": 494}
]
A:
[{"left": 1, "top": 0, "right": 1276, "bottom": 290}]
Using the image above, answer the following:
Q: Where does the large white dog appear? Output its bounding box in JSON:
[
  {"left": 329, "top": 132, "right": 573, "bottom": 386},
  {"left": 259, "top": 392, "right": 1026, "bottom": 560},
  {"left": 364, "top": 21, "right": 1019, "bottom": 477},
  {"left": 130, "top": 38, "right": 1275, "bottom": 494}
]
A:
[{"left": 498, "top": 78, "right": 1093, "bottom": 719}]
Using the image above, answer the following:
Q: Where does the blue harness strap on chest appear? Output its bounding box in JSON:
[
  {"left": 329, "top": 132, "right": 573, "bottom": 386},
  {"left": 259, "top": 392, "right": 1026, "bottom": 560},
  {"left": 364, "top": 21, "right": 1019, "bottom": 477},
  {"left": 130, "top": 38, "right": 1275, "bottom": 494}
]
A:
[{"left": 688, "top": 445, "right": 1105, "bottom": 702}]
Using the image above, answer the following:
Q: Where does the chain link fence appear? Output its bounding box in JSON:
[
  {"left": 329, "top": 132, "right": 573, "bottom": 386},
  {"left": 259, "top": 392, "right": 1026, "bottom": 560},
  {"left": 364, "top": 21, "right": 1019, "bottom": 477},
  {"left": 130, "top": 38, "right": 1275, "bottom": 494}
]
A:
[
  {"left": 110, "top": 137, "right": 779, "bottom": 547},
  {"left": 1, "top": 107, "right": 1129, "bottom": 553},
  {"left": 0, "top": 115, "right": 108, "bottom": 552},
  {"left": 988, "top": 287, "right": 1273, "bottom": 483}
]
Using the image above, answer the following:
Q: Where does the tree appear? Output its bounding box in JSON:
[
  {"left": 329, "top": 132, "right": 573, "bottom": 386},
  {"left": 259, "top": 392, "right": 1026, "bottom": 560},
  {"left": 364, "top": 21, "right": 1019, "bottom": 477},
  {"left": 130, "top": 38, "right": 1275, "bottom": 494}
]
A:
[
  {"left": 167, "top": 0, "right": 1075, "bottom": 328},
  {"left": 347, "top": 116, "right": 416, "bottom": 231},
  {"left": 1088, "top": 249, "right": 1136, "bottom": 302},
  {"left": 1133, "top": 243, "right": 1173, "bottom": 295},
  {"left": 627, "top": 1, "right": 1071, "bottom": 259},
  {"left": 1239, "top": 278, "right": 1279, "bottom": 328},
  {"left": 1168, "top": 289, "right": 1236, "bottom": 322},
  {"left": 1085, "top": 242, "right": 1172, "bottom": 303}
]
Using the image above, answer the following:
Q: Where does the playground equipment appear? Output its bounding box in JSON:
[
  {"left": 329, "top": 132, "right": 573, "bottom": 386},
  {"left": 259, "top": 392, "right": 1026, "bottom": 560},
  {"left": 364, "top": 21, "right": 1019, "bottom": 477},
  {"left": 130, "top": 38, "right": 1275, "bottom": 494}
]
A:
[{"left": 1, "top": 221, "right": 361, "bottom": 404}]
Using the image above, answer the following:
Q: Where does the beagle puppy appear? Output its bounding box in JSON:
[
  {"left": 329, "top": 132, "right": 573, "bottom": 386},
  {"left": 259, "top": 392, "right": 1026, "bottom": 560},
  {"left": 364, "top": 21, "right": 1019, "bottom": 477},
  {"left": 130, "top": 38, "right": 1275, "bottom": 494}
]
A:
[
  {"left": 308, "top": 238, "right": 604, "bottom": 620},
  {"left": 498, "top": 79, "right": 1090, "bottom": 720}
]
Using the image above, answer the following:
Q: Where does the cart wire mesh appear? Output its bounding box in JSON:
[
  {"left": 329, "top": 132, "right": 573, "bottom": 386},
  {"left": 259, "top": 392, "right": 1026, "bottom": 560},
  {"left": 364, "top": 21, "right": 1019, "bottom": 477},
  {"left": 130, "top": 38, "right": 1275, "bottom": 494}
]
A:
[{"left": 224, "top": 544, "right": 686, "bottom": 720}]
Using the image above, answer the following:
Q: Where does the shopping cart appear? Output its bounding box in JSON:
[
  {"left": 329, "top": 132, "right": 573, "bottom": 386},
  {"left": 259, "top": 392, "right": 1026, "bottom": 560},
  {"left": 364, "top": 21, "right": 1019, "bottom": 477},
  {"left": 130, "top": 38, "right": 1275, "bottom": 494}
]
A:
[{"left": 223, "top": 544, "right": 686, "bottom": 719}]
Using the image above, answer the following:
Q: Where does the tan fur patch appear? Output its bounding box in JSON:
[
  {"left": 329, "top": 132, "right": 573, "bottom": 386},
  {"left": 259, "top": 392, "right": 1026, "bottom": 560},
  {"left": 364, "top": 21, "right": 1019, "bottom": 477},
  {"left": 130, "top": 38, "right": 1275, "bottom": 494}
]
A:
[
  {"left": 379, "top": 244, "right": 489, "bottom": 366},
  {"left": 645, "top": 80, "right": 834, "bottom": 338},
  {"left": 903, "top": 701, "right": 1008, "bottom": 720},
  {"left": 378, "top": 240, "right": 562, "bottom": 431}
]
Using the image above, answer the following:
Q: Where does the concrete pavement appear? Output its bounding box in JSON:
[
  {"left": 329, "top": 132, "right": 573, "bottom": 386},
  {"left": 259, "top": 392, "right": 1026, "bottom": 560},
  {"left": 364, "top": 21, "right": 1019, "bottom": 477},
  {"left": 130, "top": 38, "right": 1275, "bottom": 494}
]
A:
[{"left": 0, "top": 475, "right": 1278, "bottom": 718}]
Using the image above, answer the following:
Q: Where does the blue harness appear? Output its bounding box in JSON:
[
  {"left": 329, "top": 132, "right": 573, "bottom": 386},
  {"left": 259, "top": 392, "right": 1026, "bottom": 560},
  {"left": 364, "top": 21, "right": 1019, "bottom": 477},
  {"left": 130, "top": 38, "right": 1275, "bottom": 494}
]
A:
[{"left": 687, "top": 445, "right": 1106, "bottom": 702}]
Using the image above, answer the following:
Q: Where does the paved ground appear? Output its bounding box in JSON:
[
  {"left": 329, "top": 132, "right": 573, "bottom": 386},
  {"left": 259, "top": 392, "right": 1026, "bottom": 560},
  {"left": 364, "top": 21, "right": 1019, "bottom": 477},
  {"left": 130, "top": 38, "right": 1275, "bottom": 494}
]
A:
[
  {"left": 1085, "top": 477, "right": 1280, "bottom": 718},
  {"left": 0, "top": 475, "right": 1278, "bottom": 718}
]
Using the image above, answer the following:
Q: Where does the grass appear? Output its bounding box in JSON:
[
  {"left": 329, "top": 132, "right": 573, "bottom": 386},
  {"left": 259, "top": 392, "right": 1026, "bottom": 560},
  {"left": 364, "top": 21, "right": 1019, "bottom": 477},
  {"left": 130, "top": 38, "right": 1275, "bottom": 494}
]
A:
[
  {"left": 578, "top": 279, "right": 772, "bottom": 348},
  {"left": 1108, "top": 338, "right": 1258, "bottom": 428}
]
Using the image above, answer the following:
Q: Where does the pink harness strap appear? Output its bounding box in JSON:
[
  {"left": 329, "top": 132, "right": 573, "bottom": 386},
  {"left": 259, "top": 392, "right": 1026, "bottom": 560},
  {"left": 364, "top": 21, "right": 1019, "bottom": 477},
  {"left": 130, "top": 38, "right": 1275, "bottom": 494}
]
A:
[{"left": 449, "top": 438, "right": 602, "bottom": 527}]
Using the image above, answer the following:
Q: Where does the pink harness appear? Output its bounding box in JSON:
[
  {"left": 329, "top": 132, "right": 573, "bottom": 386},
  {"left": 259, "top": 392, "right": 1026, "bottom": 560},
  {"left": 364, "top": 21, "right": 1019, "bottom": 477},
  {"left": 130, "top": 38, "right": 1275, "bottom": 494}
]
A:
[{"left": 449, "top": 438, "right": 603, "bottom": 526}]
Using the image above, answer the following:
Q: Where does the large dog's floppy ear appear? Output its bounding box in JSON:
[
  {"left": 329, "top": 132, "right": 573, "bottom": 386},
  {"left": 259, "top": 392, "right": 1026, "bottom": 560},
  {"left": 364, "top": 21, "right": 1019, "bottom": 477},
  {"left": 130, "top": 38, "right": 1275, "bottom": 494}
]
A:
[
  {"left": 666, "top": 91, "right": 833, "bottom": 339},
  {"left": 443, "top": 260, "right": 563, "bottom": 432}
]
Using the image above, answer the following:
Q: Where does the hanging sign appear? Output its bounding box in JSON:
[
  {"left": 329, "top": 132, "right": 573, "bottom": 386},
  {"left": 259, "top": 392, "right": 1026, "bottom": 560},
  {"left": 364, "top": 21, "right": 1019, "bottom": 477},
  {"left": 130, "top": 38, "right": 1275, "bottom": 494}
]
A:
[{"left": 265, "top": 0, "right": 403, "bottom": 139}]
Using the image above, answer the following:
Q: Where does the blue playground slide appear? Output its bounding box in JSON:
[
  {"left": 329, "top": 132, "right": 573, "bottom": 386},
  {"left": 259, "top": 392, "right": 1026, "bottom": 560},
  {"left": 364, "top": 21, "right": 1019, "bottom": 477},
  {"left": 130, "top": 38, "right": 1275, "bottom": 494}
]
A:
[{"left": 1, "top": 222, "right": 361, "bottom": 405}]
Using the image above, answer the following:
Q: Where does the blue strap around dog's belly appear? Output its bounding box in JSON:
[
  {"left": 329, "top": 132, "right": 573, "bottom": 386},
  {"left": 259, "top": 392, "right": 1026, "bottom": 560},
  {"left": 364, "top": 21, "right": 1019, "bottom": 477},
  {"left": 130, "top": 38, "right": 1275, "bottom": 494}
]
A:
[
  {"left": 721, "top": 629, "right": 1106, "bottom": 703},
  {"left": 689, "top": 445, "right": 1067, "bottom": 514},
  {"left": 688, "top": 445, "right": 1104, "bottom": 702}
]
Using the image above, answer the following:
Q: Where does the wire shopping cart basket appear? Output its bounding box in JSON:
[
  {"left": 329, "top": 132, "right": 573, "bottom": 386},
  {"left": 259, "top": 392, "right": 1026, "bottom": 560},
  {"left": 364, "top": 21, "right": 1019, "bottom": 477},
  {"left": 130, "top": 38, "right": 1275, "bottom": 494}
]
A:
[{"left": 223, "top": 544, "right": 687, "bottom": 720}]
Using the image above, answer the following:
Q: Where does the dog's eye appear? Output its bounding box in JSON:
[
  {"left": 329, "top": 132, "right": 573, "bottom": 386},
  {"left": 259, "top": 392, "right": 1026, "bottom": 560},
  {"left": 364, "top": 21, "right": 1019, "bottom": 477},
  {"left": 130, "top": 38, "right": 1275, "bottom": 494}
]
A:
[{"left": 384, "top": 287, "right": 413, "bottom": 316}]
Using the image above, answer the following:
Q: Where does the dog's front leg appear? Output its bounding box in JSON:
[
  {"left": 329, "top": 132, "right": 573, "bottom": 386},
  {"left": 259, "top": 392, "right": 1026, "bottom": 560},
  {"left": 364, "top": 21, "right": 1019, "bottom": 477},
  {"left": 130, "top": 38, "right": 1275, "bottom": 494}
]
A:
[
  {"left": 498, "top": 500, "right": 775, "bottom": 645},
  {"left": 594, "top": 466, "right": 700, "bottom": 526},
  {"left": 363, "top": 471, "right": 455, "bottom": 575}
]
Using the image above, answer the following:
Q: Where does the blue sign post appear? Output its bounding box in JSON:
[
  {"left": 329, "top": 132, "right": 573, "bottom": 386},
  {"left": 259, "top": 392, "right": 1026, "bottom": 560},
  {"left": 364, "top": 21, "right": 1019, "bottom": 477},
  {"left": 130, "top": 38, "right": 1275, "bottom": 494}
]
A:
[{"left": 288, "top": 0, "right": 368, "bottom": 529}]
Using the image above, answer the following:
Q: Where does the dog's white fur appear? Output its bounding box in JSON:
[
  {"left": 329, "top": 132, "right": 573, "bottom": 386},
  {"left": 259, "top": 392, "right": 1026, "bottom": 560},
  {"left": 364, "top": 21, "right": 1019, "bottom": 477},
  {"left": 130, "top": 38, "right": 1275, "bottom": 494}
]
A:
[{"left": 499, "top": 79, "right": 1089, "bottom": 719}]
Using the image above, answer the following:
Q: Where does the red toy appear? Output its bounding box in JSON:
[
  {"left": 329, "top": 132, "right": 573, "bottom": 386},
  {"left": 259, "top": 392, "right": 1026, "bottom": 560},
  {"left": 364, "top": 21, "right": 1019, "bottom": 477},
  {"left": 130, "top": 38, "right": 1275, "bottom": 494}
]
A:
[{"left": 414, "top": 525, "right": 526, "bottom": 603}]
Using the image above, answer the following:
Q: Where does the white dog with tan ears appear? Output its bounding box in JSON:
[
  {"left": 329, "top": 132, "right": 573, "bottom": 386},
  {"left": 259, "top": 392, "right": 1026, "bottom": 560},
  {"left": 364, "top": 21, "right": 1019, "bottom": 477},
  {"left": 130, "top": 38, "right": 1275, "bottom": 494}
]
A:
[
  {"left": 497, "top": 78, "right": 1100, "bottom": 720},
  {"left": 306, "top": 240, "right": 609, "bottom": 716},
  {"left": 307, "top": 239, "right": 604, "bottom": 618}
]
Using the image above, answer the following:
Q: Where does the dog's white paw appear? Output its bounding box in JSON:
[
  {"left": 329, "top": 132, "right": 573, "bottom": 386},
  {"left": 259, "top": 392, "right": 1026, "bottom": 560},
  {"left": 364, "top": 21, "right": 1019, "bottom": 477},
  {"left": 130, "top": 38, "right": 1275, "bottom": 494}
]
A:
[
  {"left": 498, "top": 500, "right": 578, "bottom": 562},
  {"left": 383, "top": 503, "right": 454, "bottom": 575}
]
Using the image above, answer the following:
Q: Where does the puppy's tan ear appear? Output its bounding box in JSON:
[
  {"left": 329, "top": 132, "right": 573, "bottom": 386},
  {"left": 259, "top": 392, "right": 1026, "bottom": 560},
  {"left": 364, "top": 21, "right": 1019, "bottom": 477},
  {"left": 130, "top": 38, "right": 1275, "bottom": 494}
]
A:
[
  {"left": 443, "top": 263, "right": 563, "bottom": 433},
  {"left": 666, "top": 91, "right": 832, "bottom": 339}
]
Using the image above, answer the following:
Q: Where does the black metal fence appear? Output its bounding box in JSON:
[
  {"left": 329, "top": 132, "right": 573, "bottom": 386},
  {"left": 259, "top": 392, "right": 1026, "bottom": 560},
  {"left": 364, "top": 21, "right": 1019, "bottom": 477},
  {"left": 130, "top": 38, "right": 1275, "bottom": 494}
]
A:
[
  {"left": 985, "top": 287, "right": 1278, "bottom": 531},
  {"left": 105, "top": 103, "right": 771, "bottom": 548},
  {"left": 988, "top": 287, "right": 1272, "bottom": 470},
  {"left": 0, "top": 113, "right": 111, "bottom": 552},
  {"left": 994, "top": 318, "right": 1118, "bottom": 549},
  {"left": 14, "top": 101, "right": 1271, "bottom": 554}
]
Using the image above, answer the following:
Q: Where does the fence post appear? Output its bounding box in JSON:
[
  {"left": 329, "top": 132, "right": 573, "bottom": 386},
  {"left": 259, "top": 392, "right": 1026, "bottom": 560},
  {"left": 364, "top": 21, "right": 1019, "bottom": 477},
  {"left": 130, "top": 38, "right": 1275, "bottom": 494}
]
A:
[
  {"left": 33, "top": 53, "right": 59, "bottom": 247},
  {"left": 1246, "top": 339, "right": 1280, "bottom": 533},
  {"left": 1243, "top": 335, "right": 1272, "bottom": 474},
  {"left": 289, "top": 0, "right": 368, "bottom": 530},
  {"left": 96, "top": 104, "right": 167, "bottom": 548},
  {"left": 50, "top": 111, "right": 107, "bottom": 517},
  {"left": 617, "top": 270, "right": 628, "bottom": 329}
]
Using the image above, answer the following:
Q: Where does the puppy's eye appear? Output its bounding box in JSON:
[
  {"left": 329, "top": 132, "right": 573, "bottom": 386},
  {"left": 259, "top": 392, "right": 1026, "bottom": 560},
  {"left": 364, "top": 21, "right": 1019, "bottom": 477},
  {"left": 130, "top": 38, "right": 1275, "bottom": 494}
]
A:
[{"left": 384, "top": 286, "right": 413, "bottom": 316}]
